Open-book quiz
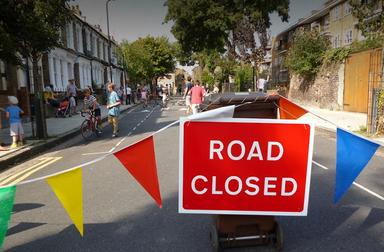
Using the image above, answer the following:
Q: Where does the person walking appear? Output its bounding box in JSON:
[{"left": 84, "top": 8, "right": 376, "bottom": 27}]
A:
[
  {"left": 257, "top": 77, "right": 267, "bottom": 92},
  {"left": 183, "top": 77, "right": 193, "bottom": 114},
  {"left": 5, "top": 96, "right": 24, "bottom": 148},
  {"left": 188, "top": 80, "right": 205, "bottom": 115},
  {"left": 126, "top": 85, "right": 132, "bottom": 105},
  {"left": 66, "top": 79, "right": 79, "bottom": 114},
  {"left": 107, "top": 83, "right": 121, "bottom": 138}
]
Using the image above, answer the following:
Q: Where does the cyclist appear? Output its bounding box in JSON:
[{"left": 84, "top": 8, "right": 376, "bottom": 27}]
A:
[{"left": 83, "top": 87, "right": 102, "bottom": 133}]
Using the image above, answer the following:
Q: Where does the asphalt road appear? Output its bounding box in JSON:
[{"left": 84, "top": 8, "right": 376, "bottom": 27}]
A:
[{"left": 1, "top": 99, "right": 383, "bottom": 252}]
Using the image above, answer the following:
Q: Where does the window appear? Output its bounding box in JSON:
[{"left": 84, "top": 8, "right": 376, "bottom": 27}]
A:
[
  {"left": 332, "top": 5, "right": 341, "bottom": 21},
  {"left": 0, "top": 60, "right": 7, "bottom": 90},
  {"left": 53, "top": 58, "right": 58, "bottom": 85},
  {"left": 344, "top": 2, "right": 352, "bottom": 16},
  {"left": 60, "top": 59, "right": 64, "bottom": 87},
  {"left": 333, "top": 34, "right": 341, "bottom": 48},
  {"left": 344, "top": 29, "right": 353, "bottom": 44}
]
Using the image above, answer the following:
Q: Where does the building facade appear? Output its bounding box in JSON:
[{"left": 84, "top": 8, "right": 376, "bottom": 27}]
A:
[
  {"left": 271, "top": 0, "right": 374, "bottom": 86},
  {"left": 0, "top": 5, "right": 125, "bottom": 127}
]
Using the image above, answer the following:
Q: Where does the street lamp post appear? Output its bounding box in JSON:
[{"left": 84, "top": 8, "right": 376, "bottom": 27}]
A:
[
  {"left": 106, "top": 0, "right": 114, "bottom": 82},
  {"left": 251, "top": 61, "right": 255, "bottom": 92}
]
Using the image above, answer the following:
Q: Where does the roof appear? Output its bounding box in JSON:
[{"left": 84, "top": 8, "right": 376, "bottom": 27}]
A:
[{"left": 275, "top": 0, "right": 344, "bottom": 39}]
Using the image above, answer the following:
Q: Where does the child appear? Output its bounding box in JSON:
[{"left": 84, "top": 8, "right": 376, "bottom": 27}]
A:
[
  {"left": 107, "top": 83, "right": 121, "bottom": 138},
  {"left": 5, "top": 96, "right": 24, "bottom": 148},
  {"left": 83, "top": 87, "right": 102, "bottom": 133}
]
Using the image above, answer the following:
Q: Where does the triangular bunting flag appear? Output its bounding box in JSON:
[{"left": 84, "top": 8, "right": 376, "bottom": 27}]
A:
[
  {"left": 334, "top": 128, "right": 380, "bottom": 203},
  {"left": 279, "top": 96, "right": 308, "bottom": 119},
  {"left": 113, "top": 136, "right": 162, "bottom": 208},
  {"left": 187, "top": 105, "right": 235, "bottom": 120},
  {"left": 0, "top": 186, "right": 16, "bottom": 248},
  {"left": 46, "top": 168, "right": 83, "bottom": 236}
]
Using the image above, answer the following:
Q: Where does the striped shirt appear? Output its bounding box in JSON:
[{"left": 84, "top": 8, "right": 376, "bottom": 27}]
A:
[{"left": 84, "top": 95, "right": 100, "bottom": 110}]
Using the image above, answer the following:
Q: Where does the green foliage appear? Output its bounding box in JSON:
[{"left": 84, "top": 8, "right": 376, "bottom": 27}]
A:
[
  {"left": 165, "top": 0, "right": 289, "bottom": 58},
  {"left": 323, "top": 47, "right": 351, "bottom": 64},
  {"left": 201, "top": 69, "right": 215, "bottom": 89},
  {"left": 285, "top": 30, "right": 330, "bottom": 77},
  {"left": 377, "top": 89, "right": 384, "bottom": 134},
  {"left": 0, "top": 0, "right": 72, "bottom": 61},
  {"left": 323, "top": 37, "right": 384, "bottom": 65},
  {"left": 234, "top": 64, "right": 253, "bottom": 92},
  {"left": 350, "top": 36, "right": 384, "bottom": 53},
  {"left": 121, "top": 36, "right": 176, "bottom": 83},
  {"left": 349, "top": 0, "right": 384, "bottom": 38}
]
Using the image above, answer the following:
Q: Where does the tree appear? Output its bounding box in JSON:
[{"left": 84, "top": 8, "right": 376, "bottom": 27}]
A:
[
  {"left": 349, "top": 0, "right": 384, "bottom": 37},
  {"left": 0, "top": 0, "right": 72, "bottom": 138},
  {"left": 285, "top": 30, "right": 330, "bottom": 78},
  {"left": 121, "top": 36, "right": 176, "bottom": 89},
  {"left": 165, "top": 0, "right": 289, "bottom": 65}
]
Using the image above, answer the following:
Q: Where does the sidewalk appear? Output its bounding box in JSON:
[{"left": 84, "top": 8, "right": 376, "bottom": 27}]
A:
[
  {"left": 299, "top": 106, "right": 384, "bottom": 145},
  {"left": 0, "top": 104, "right": 134, "bottom": 167}
]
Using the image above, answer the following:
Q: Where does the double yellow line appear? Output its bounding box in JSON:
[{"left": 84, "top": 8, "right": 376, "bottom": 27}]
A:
[{"left": 0, "top": 157, "right": 62, "bottom": 186}]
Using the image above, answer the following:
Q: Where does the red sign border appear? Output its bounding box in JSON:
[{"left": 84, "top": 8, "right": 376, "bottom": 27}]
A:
[{"left": 179, "top": 118, "right": 315, "bottom": 216}]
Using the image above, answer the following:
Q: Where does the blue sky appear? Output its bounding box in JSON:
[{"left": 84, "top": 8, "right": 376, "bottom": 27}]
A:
[{"left": 73, "top": 0, "right": 326, "bottom": 42}]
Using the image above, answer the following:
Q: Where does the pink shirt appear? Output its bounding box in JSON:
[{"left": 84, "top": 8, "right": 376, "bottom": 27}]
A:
[{"left": 189, "top": 86, "right": 205, "bottom": 104}]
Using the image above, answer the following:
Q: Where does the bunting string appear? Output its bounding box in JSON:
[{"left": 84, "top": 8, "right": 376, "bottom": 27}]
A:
[
  {"left": 1, "top": 94, "right": 381, "bottom": 190},
  {"left": 275, "top": 95, "right": 382, "bottom": 147}
]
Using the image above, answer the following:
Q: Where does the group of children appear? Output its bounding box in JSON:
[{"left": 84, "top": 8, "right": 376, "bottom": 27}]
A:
[{"left": 0, "top": 82, "right": 122, "bottom": 151}]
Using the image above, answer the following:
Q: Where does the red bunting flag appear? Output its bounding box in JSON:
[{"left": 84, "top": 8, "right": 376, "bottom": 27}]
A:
[
  {"left": 113, "top": 136, "right": 162, "bottom": 208},
  {"left": 279, "top": 96, "right": 308, "bottom": 119}
]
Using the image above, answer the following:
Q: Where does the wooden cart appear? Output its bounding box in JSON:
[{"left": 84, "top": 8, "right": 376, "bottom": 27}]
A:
[{"left": 205, "top": 93, "right": 284, "bottom": 251}]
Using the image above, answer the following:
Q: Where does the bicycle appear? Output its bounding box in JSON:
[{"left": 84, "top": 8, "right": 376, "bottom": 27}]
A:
[{"left": 80, "top": 110, "right": 101, "bottom": 140}]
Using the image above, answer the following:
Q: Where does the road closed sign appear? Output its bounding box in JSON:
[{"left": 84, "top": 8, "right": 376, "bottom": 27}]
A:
[{"left": 179, "top": 118, "right": 314, "bottom": 216}]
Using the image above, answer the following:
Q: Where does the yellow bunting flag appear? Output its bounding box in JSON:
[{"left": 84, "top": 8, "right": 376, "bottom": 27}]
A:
[{"left": 46, "top": 168, "right": 84, "bottom": 236}]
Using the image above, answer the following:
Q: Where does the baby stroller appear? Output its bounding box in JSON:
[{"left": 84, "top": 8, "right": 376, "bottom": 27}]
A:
[{"left": 55, "top": 98, "right": 70, "bottom": 118}]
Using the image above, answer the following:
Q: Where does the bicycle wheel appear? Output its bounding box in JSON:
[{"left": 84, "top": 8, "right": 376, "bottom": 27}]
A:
[{"left": 81, "top": 119, "right": 94, "bottom": 140}]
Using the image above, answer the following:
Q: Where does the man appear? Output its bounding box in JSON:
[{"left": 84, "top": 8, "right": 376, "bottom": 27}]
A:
[
  {"left": 257, "top": 77, "right": 267, "bottom": 92},
  {"left": 183, "top": 77, "right": 193, "bottom": 114},
  {"left": 66, "top": 79, "right": 78, "bottom": 114},
  {"left": 188, "top": 80, "right": 205, "bottom": 114},
  {"left": 126, "top": 85, "right": 132, "bottom": 104}
]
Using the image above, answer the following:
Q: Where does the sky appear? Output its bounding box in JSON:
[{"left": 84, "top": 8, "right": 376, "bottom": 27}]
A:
[{"left": 73, "top": 0, "right": 326, "bottom": 43}]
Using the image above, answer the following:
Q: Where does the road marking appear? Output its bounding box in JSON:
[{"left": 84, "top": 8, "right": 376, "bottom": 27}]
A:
[
  {"left": 312, "top": 161, "right": 329, "bottom": 170},
  {"left": 0, "top": 157, "right": 62, "bottom": 186},
  {"left": 352, "top": 182, "right": 384, "bottom": 201},
  {"left": 313, "top": 160, "right": 384, "bottom": 201},
  {"left": 82, "top": 152, "right": 109, "bottom": 156}
]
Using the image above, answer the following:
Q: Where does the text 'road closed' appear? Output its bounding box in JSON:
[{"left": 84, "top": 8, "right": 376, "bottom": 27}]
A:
[{"left": 180, "top": 119, "right": 314, "bottom": 216}]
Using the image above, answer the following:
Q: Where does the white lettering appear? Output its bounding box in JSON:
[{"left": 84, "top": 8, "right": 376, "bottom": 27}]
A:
[
  {"left": 245, "top": 177, "right": 260, "bottom": 196},
  {"left": 224, "top": 176, "right": 242, "bottom": 195},
  {"left": 227, "top": 140, "right": 245, "bottom": 160},
  {"left": 212, "top": 176, "right": 223, "bottom": 195},
  {"left": 191, "top": 175, "right": 208, "bottom": 195},
  {"left": 246, "top": 141, "right": 264, "bottom": 160},
  {"left": 209, "top": 140, "right": 224, "bottom": 160},
  {"left": 281, "top": 177, "right": 297, "bottom": 196},
  {"left": 267, "top": 142, "right": 284, "bottom": 161},
  {"left": 264, "top": 177, "right": 277, "bottom": 196}
]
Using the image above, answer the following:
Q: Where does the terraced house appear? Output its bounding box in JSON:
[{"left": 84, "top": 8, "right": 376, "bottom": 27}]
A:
[
  {"left": 272, "top": 0, "right": 383, "bottom": 132},
  {"left": 0, "top": 5, "right": 125, "bottom": 128}
]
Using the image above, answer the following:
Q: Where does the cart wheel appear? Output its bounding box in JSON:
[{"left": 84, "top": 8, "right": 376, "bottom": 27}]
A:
[
  {"left": 274, "top": 224, "right": 283, "bottom": 251},
  {"left": 209, "top": 225, "right": 221, "bottom": 252}
]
